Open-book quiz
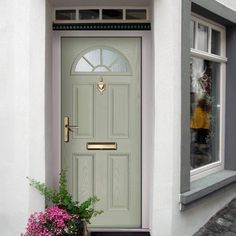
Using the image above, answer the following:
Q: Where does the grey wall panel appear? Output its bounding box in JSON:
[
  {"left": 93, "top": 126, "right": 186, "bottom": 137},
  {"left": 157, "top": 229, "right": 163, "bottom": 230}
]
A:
[
  {"left": 225, "top": 26, "right": 236, "bottom": 170},
  {"left": 181, "top": 0, "right": 191, "bottom": 193}
]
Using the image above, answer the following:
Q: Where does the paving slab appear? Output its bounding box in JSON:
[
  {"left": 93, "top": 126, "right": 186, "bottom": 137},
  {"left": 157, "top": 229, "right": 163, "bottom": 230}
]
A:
[{"left": 194, "top": 198, "right": 236, "bottom": 236}]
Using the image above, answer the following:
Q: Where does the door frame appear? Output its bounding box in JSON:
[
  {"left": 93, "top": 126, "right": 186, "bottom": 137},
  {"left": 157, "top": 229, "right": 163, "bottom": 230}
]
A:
[{"left": 52, "top": 30, "right": 153, "bottom": 229}]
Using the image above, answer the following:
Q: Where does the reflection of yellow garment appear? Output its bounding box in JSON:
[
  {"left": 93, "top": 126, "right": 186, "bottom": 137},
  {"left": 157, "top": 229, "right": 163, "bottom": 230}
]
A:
[{"left": 190, "top": 106, "right": 210, "bottom": 129}]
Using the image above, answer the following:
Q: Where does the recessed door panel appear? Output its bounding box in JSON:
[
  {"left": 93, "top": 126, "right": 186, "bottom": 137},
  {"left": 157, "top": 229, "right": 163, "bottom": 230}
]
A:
[
  {"left": 109, "top": 84, "right": 129, "bottom": 138},
  {"left": 109, "top": 154, "right": 129, "bottom": 209},
  {"left": 72, "top": 154, "right": 94, "bottom": 202},
  {"left": 73, "top": 85, "right": 95, "bottom": 138}
]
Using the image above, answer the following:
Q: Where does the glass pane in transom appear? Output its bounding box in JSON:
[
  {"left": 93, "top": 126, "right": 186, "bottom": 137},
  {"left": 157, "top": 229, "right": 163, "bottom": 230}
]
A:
[
  {"left": 102, "top": 9, "right": 123, "bottom": 20},
  {"left": 126, "top": 9, "right": 147, "bottom": 20},
  {"left": 79, "top": 9, "right": 99, "bottom": 20},
  {"left": 55, "top": 10, "right": 76, "bottom": 20},
  {"left": 211, "top": 29, "right": 221, "bottom": 55},
  {"left": 190, "top": 20, "right": 195, "bottom": 49},
  {"left": 197, "top": 24, "right": 209, "bottom": 52}
]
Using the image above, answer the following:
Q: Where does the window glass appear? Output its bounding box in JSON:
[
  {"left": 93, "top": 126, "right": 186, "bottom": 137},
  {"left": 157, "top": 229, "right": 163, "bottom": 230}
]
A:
[
  {"left": 211, "top": 29, "right": 221, "bottom": 55},
  {"left": 102, "top": 9, "right": 123, "bottom": 20},
  {"left": 197, "top": 24, "right": 209, "bottom": 52},
  {"left": 126, "top": 9, "right": 147, "bottom": 20},
  {"left": 110, "top": 57, "right": 129, "bottom": 72},
  {"left": 190, "top": 57, "right": 220, "bottom": 169},
  {"left": 94, "top": 66, "right": 109, "bottom": 72},
  {"left": 190, "top": 20, "right": 195, "bottom": 49},
  {"left": 79, "top": 9, "right": 99, "bottom": 20},
  {"left": 55, "top": 10, "right": 76, "bottom": 20},
  {"left": 102, "top": 49, "right": 118, "bottom": 66},
  {"left": 75, "top": 57, "right": 93, "bottom": 72},
  {"left": 73, "top": 47, "right": 131, "bottom": 74},
  {"left": 83, "top": 49, "right": 101, "bottom": 67}
]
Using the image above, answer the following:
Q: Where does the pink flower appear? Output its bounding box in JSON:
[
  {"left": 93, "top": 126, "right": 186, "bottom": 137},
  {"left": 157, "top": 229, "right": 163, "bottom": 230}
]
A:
[{"left": 22, "top": 205, "right": 83, "bottom": 236}]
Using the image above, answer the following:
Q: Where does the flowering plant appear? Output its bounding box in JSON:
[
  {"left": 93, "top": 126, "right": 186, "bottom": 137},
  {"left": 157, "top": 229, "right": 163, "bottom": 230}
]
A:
[
  {"left": 22, "top": 205, "right": 84, "bottom": 236},
  {"left": 22, "top": 170, "right": 102, "bottom": 235}
]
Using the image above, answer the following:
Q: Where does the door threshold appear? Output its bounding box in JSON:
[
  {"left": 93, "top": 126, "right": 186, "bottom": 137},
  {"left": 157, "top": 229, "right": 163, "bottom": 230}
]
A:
[
  {"left": 89, "top": 228, "right": 150, "bottom": 236},
  {"left": 90, "top": 228, "right": 150, "bottom": 232}
]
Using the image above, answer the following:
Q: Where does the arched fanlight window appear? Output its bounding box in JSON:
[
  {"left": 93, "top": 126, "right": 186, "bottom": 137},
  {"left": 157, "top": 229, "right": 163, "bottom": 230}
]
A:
[{"left": 71, "top": 47, "right": 132, "bottom": 75}]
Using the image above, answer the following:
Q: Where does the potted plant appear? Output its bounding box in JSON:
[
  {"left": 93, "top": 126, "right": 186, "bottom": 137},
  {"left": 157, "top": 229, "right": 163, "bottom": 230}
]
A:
[{"left": 22, "top": 170, "right": 102, "bottom": 236}]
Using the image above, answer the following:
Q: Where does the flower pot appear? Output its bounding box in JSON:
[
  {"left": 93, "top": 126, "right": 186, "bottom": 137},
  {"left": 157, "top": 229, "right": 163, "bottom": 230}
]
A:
[
  {"left": 77, "top": 221, "right": 88, "bottom": 236},
  {"left": 83, "top": 222, "right": 88, "bottom": 236}
]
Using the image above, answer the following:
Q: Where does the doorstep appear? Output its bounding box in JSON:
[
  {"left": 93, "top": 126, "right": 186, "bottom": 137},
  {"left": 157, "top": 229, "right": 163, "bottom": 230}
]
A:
[{"left": 90, "top": 232, "right": 150, "bottom": 236}]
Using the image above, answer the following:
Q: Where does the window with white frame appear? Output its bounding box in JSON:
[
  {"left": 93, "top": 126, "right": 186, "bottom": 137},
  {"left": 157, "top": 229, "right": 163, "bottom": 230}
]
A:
[{"left": 190, "top": 15, "right": 227, "bottom": 179}]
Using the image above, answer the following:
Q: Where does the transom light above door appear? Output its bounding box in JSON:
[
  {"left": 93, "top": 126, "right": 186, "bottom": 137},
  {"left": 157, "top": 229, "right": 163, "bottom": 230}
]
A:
[{"left": 54, "top": 7, "right": 149, "bottom": 22}]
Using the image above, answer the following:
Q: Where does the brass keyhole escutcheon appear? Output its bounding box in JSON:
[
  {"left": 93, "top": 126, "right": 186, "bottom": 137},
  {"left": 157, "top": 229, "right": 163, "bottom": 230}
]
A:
[{"left": 97, "top": 77, "right": 106, "bottom": 95}]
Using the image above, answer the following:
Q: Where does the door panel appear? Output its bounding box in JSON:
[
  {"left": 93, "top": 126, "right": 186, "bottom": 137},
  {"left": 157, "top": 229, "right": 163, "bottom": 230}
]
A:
[
  {"left": 109, "top": 84, "right": 130, "bottom": 138},
  {"left": 109, "top": 154, "right": 129, "bottom": 209},
  {"left": 72, "top": 154, "right": 94, "bottom": 202},
  {"left": 61, "top": 37, "right": 141, "bottom": 227},
  {"left": 73, "top": 85, "right": 95, "bottom": 138}
]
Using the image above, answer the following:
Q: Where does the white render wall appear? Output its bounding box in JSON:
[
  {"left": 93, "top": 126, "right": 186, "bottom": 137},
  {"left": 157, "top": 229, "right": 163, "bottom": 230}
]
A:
[
  {"left": 152, "top": 0, "right": 182, "bottom": 234},
  {"left": 0, "top": 0, "right": 46, "bottom": 235}
]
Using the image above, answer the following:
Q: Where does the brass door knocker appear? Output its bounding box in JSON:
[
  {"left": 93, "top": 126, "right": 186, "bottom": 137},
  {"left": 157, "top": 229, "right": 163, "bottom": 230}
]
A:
[{"left": 97, "top": 77, "right": 106, "bottom": 95}]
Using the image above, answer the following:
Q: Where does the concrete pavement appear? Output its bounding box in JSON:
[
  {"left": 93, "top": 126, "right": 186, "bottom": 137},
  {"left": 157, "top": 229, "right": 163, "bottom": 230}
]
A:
[{"left": 194, "top": 198, "right": 236, "bottom": 236}]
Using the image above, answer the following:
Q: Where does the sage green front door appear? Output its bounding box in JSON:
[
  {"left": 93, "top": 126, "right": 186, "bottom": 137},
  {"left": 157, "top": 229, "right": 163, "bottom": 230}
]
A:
[{"left": 61, "top": 37, "right": 141, "bottom": 227}]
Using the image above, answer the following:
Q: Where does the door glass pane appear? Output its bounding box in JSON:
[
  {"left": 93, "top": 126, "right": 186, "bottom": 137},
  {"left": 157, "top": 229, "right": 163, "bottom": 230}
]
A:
[
  {"left": 102, "top": 49, "right": 117, "bottom": 66},
  {"left": 79, "top": 9, "right": 99, "bottom": 20},
  {"left": 73, "top": 47, "right": 131, "bottom": 74},
  {"left": 126, "top": 9, "right": 147, "bottom": 20},
  {"left": 197, "top": 24, "right": 209, "bottom": 52},
  {"left": 55, "top": 10, "right": 76, "bottom": 20},
  {"left": 102, "top": 9, "right": 123, "bottom": 20},
  {"left": 211, "top": 29, "right": 221, "bottom": 55},
  {"left": 75, "top": 57, "right": 93, "bottom": 72},
  {"left": 110, "top": 57, "right": 129, "bottom": 72},
  {"left": 83, "top": 49, "right": 101, "bottom": 67},
  {"left": 190, "top": 20, "right": 195, "bottom": 49},
  {"left": 94, "top": 66, "right": 109, "bottom": 72},
  {"left": 190, "top": 57, "right": 220, "bottom": 169}
]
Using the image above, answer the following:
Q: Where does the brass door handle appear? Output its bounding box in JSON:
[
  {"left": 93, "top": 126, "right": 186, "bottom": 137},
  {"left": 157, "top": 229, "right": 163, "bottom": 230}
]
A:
[
  {"left": 64, "top": 116, "right": 79, "bottom": 143},
  {"left": 65, "top": 124, "right": 79, "bottom": 132}
]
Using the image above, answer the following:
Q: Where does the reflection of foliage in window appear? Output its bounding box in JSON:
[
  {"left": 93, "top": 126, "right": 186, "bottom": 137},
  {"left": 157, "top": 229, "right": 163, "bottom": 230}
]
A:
[
  {"left": 190, "top": 58, "right": 212, "bottom": 100},
  {"left": 190, "top": 58, "right": 220, "bottom": 169}
]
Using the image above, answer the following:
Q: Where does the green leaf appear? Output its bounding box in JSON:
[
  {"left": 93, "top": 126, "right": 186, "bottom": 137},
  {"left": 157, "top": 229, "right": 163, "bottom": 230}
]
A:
[{"left": 27, "top": 170, "right": 103, "bottom": 223}]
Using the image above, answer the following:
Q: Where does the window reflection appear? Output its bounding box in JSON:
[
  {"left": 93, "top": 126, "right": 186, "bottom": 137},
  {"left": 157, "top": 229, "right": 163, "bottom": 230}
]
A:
[
  {"left": 197, "top": 24, "right": 208, "bottom": 52},
  {"left": 55, "top": 10, "right": 76, "bottom": 20},
  {"left": 211, "top": 29, "right": 221, "bottom": 55},
  {"left": 102, "top": 9, "right": 123, "bottom": 20},
  {"left": 126, "top": 9, "right": 147, "bottom": 20},
  {"left": 79, "top": 9, "right": 99, "bottom": 20},
  {"left": 190, "top": 58, "right": 220, "bottom": 169},
  {"left": 190, "top": 20, "right": 195, "bottom": 49}
]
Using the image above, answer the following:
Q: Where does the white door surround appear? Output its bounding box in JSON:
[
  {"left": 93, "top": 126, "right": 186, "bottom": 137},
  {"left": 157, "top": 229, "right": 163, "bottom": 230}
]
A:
[{"left": 52, "top": 30, "right": 154, "bottom": 229}]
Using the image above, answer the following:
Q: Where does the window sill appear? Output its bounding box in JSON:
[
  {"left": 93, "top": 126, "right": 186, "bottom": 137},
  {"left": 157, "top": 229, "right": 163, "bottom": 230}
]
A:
[{"left": 180, "top": 170, "right": 236, "bottom": 210}]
